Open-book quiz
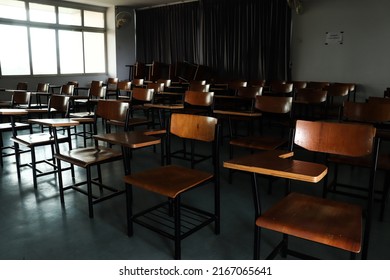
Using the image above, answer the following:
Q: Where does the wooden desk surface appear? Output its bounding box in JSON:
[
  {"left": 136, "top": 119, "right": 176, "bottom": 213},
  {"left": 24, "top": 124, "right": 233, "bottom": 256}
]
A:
[
  {"left": 223, "top": 150, "right": 328, "bottom": 183},
  {"left": 94, "top": 131, "right": 161, "bottom": 149},
  {"left": 28, "top": 118, "right": 79, "bottom": 127},
  {"left": 0, "top": 108, "right": 28, "bottom": 115},
  {"left": 213, "top": 109, "right": 262, "bottom": 117},
  {"left": 143, "top": 103, "right": 184, "bottom": 110}
]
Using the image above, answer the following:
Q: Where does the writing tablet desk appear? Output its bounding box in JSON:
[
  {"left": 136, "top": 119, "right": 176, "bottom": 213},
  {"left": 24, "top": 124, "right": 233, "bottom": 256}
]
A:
[
  {"left": 223, "top": 150, "right": 328, "bottom": 216},
  {"left": 94, "top": 131, "right": 161, "bottom": 175}
]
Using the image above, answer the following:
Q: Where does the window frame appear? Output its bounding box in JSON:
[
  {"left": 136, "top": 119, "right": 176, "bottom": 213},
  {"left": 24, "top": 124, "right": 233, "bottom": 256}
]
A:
[{"left": 0, "top": 0, "right": 107, "bottom": 77}]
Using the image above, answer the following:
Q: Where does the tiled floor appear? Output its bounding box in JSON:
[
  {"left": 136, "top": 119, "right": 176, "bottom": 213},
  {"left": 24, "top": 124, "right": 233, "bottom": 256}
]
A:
[{"left": 0, "top": 123, "right": 389, "bottom": 260}]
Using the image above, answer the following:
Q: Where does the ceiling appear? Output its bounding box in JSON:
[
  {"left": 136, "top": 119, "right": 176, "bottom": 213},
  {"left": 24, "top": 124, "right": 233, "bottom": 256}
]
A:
[{"left": 65, "top": 0, "right": 190, "bottom": 9}]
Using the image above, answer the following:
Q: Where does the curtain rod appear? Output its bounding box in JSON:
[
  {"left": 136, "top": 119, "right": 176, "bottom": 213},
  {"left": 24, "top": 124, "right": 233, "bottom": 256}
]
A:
[{"left": 136, "top": 0, "right": 198, "bottom": 11}]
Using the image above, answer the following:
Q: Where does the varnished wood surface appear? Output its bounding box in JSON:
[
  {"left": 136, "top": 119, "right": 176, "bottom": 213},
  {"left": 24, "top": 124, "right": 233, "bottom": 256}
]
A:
[
  {"left": 55, "top": 146, "right": 123, "bottom": 168},
  {"left": 170, "top": 113, "right": 218, "bottom": 142},
  {"left": 256, "top": 192, "right": 362, "bottom": 253},
  {"left": 143, "top": 103, "right": 184, "bottom": 109},
  {"left": 11, "top": 132, "right": 69, "bottom": 147},
  {"left": 123, "top": 165, "right": 213, "bottom": 198},
  {"left": 223, "top": 150, "right": 327, "bottom": 183},
  {"left": 229, "top": 135, "right": 288, "bottom": 150},
  {"left": 294, "top": 120, "right": 376, "bottom": 157},
  {"left": 213, "top": 109, "right": 262, "bottom": 117},
  {"left": 94, "top": 131, "right": 160, "bottom": 149},
  {"left": 28, "top": 118, "right": 79, "bottom": 127},
  {"left": 0, "top": 108, "right": 28, "bottom": 115}
]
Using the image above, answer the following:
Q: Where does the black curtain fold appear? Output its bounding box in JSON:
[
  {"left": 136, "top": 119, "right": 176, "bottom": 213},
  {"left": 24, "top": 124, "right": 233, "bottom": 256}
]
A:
[{"left": 135, "top": 0, "right": 291, "bottom": 81}]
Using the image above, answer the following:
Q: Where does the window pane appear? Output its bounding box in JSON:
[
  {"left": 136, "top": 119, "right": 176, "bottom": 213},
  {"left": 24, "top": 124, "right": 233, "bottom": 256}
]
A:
[
  {"left": 58, "top": 30, "right": 84, "bottom": 74},
  {"left": 59, "top": 7, "right": 81, "bottom": 26},
  {"left": 84, "top": 32, "right": 105, "bottom": 73},
  {"left": 29, "top": 3, "right": 56, "bottom": 23},
  {"left": 0, "top": 0, "right": 26, "bottom": 20},
  {"left": 0, "top": 24, "right": 30, "bottom": 75},
  {"left": 84, "top": 10, "right": 104, "bottom": 28},
  {"left": 30, "top": 28, "right": 57, "bottom": 75}
]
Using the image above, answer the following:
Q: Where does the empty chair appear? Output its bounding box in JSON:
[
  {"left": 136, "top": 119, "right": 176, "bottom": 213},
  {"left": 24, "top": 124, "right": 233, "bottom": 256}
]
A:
[
  {"left": 124, "top": 113, "right": 221, "bottom": 259},
  {"left": 16, "top": 82, "right": 28, "bottom": 90},
  {"left": 255, "top": 120, "right": 379, "bottom": 260},
  {"left": 105, "top": 77, "right": 119, "bottom": 99},
  {"left": 11, "top": 95, "right": 72, "bottom": 189},
  {"left": 324, "top": 84, "right": 349, "bottom": 120},
  {"left": 326, "top": 101, "right": 390, "bottom": 221},
  {"left": 60, "top": 84, "right": 75, "bottom": 96},
  {"left": 227, "top": 80, "right": 247, "bottom": 95},
  {"left": 117, "top": 80, "right": 132, "bottom": 99},
  {"left": 157, "top": 79, "right": 172, "bottom": 88},
  {"left": 54, "top": 100, "right": 129, "bottom": 218},
  {"left": 293, "top": 88, "right": 327, "bottom": 120},
  {"left": 268, "top": 82, "right": 293, "bottom": 97},
  {"left": 0, "top": 91, "right": 32, "bottom": 166},
  {"left": 131, "top": 78, "right": 144, "bottom": 88},
  {"left": 229, "top": 96, "right": 293, "bottom": 182},
  {"left": 182, "top": 90, "right": 215, "bottom": 116},
  {"left": 34, "top": 82, "right": 50, "bottom": 108},
  {"left": 72, "top": 81, "right": 105, "bottom": 117}
]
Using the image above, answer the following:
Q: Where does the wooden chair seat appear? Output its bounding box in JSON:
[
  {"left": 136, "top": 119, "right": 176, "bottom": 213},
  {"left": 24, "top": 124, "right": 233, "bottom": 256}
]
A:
[
  {"left": 124, "top": 165, "right": 213, "bottom": 198},
  {"left": 256, "top": 192, "right": 362, "bottom": 253},
  {"left": 55, "top": 146, "right": 122, "bottom": 168},
  {"left": 229, "top": 135, "right": 288, "bottom": 150},
  {"left": 11, "top": 132, "right": 68, "bottom": 147}
]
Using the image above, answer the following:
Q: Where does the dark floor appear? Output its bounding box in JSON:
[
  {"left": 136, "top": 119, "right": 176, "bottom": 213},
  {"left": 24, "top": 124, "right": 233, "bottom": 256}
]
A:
[{"left": 0, "top": 122, "right": 390, "bottom": 260}]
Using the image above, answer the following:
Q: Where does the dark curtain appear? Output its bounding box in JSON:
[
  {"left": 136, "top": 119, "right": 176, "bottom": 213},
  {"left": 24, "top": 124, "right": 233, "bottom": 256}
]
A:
[
  {"left": 136, "top": 2, "right": 200, "bottom": 64},
  {"left": 135, "top": 0, "right": 291, "bottom": 81}
]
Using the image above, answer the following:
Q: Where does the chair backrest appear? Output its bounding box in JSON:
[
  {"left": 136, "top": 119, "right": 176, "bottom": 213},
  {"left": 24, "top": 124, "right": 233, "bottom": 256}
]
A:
[
  {"left": 292, "top": 81, "right": 307, "bottom": 90},
  {"left": 16, "top": 82, "right": 28, "bottom": 90},
  {"left": 306, "top": 81, "right": 330, "bottom": 90},
  {"left": 325, "top": 84, "right": 349, "bottom": 97},
  {"left": 131, "top": 87, "right": 154, "bottom": 102},
  {"left": 36, "top": 82, "right": 49, "bottom": 93},
  {"left": 67, "top": 81, "right": 79, "bottom": 87},
  {"left": 132, "top": 78, "right": 144, "bottom": 87},
  {"left": 48, "top": 95, "right": 71, "bottom": 116},
  {"left": 237, "top": 86, "right": 263, "bottom": 99},
  {"left": 294, "top": 120, "right": 376, "bottom": 157},
  {"left": 367, "top": 96, "right": 390, "bottom": 105},
  {"left": 147, "top": 82, "right": 164, "bottom": 93},
  {"left": 89, "top": 81, "right": 105, "bottom": 99},
  {"left": 117, "top": 81, "right": 132, "bottom": 91},
  {"left": 157, "top": 79, "right": 171, "bottom": 88},
  {"left": 95, "top": 100, "right": 130, "bottom": 123},
  {"left": 295, "top": 88, "right": 327, "bottom": 104},
  {"left": 60, "top": 84, "right": 75, "bottom": 96},
  {"left": 270, "top": 83, "right": 293, "bottom": 95},
  {"left": 343, "top": 101, "right": 390, "bottom": 124},
  {"left": 189, "top": 83, "right": 210, "bottom": 92},
  {"left": 255, "top": 96, "right": 292, "bottom": 114},
  {"left": 11, "top": 90, "right": 31, "bottom": 107},
  {"left": 184, "top": 91, "right": 214, "bottom": 107},
  {"left": 249, "top": 80, "right": 266, "bottom": 87},
  {"left": 107, "top": 77, "right": 119, "bottom": 90},
  {"left": 170, "top": 113, "right": 218, "bottom": 142}
]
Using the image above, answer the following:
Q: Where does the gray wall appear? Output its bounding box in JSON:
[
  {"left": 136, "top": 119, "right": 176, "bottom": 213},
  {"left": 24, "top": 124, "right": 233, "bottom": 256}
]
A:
[{"left": 291, "top": 0, "right": 390, "bottom": 100}]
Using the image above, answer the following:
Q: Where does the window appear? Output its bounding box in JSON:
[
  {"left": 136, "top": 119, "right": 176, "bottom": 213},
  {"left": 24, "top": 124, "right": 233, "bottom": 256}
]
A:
[{"left": 0, "top": 0, "right": 106, "bottom": 76}]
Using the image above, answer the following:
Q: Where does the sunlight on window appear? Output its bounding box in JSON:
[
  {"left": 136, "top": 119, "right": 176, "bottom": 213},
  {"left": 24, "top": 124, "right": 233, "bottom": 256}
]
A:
[
  {"left": 0, "top": 25, "right": 30, "bottom": 75},
  {"left": 30, "top": 28, "right": 57, "bottom": 75},
  {"left": 0, "top": 0, "right": 26, "bottom": 20},
  {"left": 84, "top": 10, "right": 104, "bottom": 28},
  {"left": 29, "top": 3, "right": 56, "bottom": 24},
  {"left": 84, "top": 32, "right": 106, "bottom": 73},
  {"left": 58, "top": 30, "right": 84, "bottom": 74},
  {"left": 59, "top": 7, "right": 81, "bottom": 26}
]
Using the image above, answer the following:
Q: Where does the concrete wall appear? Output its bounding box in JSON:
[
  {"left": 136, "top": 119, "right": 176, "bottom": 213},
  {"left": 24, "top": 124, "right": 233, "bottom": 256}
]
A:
[{"left": 291, "top": 0, "right": 390, "bottom": 100}]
